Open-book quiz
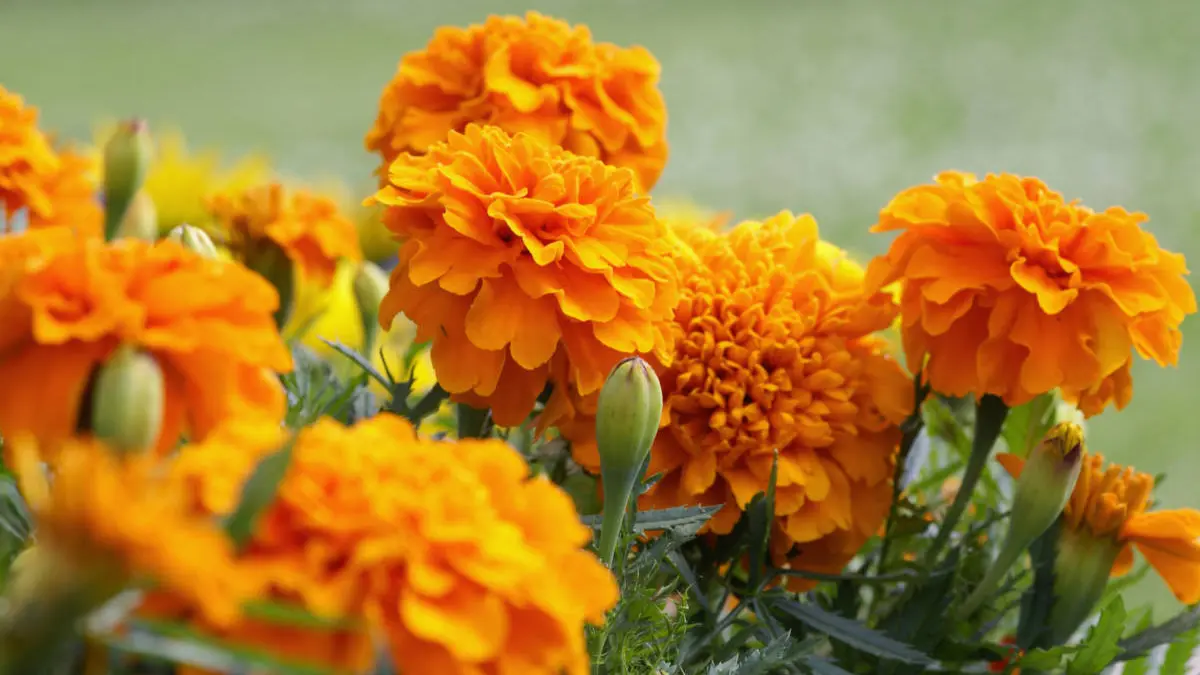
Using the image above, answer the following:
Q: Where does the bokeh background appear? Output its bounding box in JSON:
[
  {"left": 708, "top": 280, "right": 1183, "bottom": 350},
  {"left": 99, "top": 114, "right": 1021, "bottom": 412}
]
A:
[{"left": 4, "top": 0, "right": 1199, "bottom": 614}]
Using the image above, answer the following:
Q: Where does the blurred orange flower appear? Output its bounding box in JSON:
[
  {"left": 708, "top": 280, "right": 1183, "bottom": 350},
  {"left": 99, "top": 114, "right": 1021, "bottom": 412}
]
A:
[
  {"left": 366, "top": 11, "right": 668, "bottom": 192},
  {"left": 865, "top": 171, "right": 1196, "bottom": 415},
  {"left": 0, "top": 234, "right": 291, "bottom": 455},
  {"left": 999, "top": 451, "right": 1200, "bottom": 604},
  {"left": 207, "top": 182, "right": 362, "bottom": 285},
  {"left": 0, "top": 86, "right": 101, "bottom": 236},
  {"left": 10, "top": 434, "right": 254, "bottom": 628},
  {"left": 371, "top": 124, "right": 678, "bottom": 426},
  {"left": 564, "top": 211, "right": 911, "bottom": 589},
  {"left": 153, "top": 414, "right": 617, "bottom": 675}
]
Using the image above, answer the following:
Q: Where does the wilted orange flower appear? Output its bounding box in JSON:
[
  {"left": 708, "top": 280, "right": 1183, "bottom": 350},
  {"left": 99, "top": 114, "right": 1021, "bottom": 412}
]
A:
[
  {"left": 207, "top": 182, "right": 362, "bottom": 285},
  {"left": 0, "top": 234, "right": 292, "bottom": 455},
  {"left": 999, "top": 451, "right": 1200, "bottom": 604},
  {"left": 865, "top": 171, "right": 1197, "bottom": 415},
  {"left": 565, "top": 211, "right": 911, "bottom": 589},
  {"left": 0, "top": 86, "right": 101, "bottom": 236},
  {"left": 365, "top": 11, "right": 668, "bottom": 192},
  {"left": 152, "top": 414, "right": 617, "bottom": 675},
  {"left": 9, "top": 434, "right": 254, "bottom": 627},
  {"left": 371, "top": 124, "right": 678, "bottom": 426}
]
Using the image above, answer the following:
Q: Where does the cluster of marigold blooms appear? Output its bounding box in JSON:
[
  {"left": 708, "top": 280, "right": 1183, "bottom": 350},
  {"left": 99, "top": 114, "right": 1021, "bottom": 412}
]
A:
[{"left": 1, "top": 9, "right": 1200, "bottom": 675}]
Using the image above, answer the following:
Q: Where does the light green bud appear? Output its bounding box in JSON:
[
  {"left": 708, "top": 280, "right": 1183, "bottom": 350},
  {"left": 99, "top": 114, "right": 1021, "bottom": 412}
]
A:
[
  {"left": 89, "top": 344, "right": 165, "bottom": 454},
  {"left": 166, "top": 223, "right": 220, "bottom": 259},
  {"left": 352, "top": 260, "right": 389, "bottom": 356},
  {"left": 102, "top": 119, "right": 153, "bottom": 241}
]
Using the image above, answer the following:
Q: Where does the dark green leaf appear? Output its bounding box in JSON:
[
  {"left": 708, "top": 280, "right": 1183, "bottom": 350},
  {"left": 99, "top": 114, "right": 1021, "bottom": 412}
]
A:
[
  {"left": 800, "top": 656, "right": 855, "bottom": 675},
  {"left": 242, "top": 599, "right": 360, "bottom": 631},
  {"left": 1118, "top": 604, "right": 1200, "bottom": 660},
  {"left": 224, "top": 437, "right": 296, "bottom": 549},
  {"left": 745, "top": 452, "right": 778, "bottom": 589},
  {"left": 1067, "top": 595, "right": 1126, "bottom": 674},
  {"left": 320, "top": 339, "right": 390, "bottom": 389},
  {"left": 1017, "top": 518, "right": 1061, "bottom": 651},
  {"left": 0, "top": 476, "right": 31, "bottom": 559},
  {"left": 1001, "top": 392, "right": 1054, "bottom": 458},
  {"left": 771, "top": 598, "right": 934, "bottom": 666}
]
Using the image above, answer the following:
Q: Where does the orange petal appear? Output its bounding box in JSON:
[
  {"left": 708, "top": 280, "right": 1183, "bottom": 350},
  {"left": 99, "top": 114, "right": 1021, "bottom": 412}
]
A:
[
  {"left": 1133, "top": 536, "right": 1200, "bottom": 604},
  {"left": 994, "top": 452, "right": 1026, "bottom": 479},
  {"left": 1123, "top": 508, "right": 1200, "bottom": 541},
  {"left": 1111, "top": 543, "right": 1135, "bottom": 577}
]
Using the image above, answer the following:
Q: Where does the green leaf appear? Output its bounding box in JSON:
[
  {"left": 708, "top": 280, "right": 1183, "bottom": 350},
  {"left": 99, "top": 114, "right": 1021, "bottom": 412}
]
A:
[
  {"left": 1018, "top": 645, "right": 1078, "bottom": 670},
  {"left": 1118, "top": 604, "right": 1200, "bottom": 661},
  {"left": 1017, "top": 518, "right": 1061, "bottom": 650},
  {"left": 0, "top": 476, "right": 31, "bottom": 561},
  {"left": 320, "top": 339, "right": 390, "bottom": 389},
  {"left": 771, "top": 598, "right": 934, "bottom": 666},
  {"left": 1001, "top": 392, "right": 1054, "bottom": 458},
  {"left": 224, "top": 437, "right": 296, "bottom": 550},
  {"left": 745, "top": 452, "right": 778, "bottom": 589},
  {"left": 98, "top": 618, "right": 338, "bottom": 675},
  {"left": 1158, "top": 624, "right": 1200, "bottom": 675},
  {"left": 1118, "top": 655, "right": 1150, "bottom": 675},
  {"left": 581, "top": 504, "right": 723, "bottom": 537},
  {"left": 242, "top": 599, "right": 360, "bottom": 631},
  {"left": 799, "top": 656, "right": 855, "bottom": 675},
  {"left": 1066, "top": 596, "right": 1126, "bottom": 674}
]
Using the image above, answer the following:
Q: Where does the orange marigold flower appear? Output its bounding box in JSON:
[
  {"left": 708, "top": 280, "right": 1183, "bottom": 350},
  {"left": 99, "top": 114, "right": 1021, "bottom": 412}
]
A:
[
  {"left": 998, "top": 451, "right": 1200, "bottom": 604},
  {"left": 365, "top": 11, "right": 668, "bottom": 192},
  {"left": 371, "top": 124, "right": 679, "bottom": 426},
  {"left": 865, "top": 171, "right": 1197, "bottom": 415},
  {"left": 0, "top": 234, "right": 292, "bottom": 455},
  {"left": 564, "top": 211, "right": 912, "bottom": 589},
  {"left": 207, "top": 182, "right": 362, "bottom": 285},
  {"left": 0, "top": 86, "right": 101, "bottom": 236},
  {"left": 9, "top": 434, "right": 254, "bottom": 628},
  {"left": 152, "top": 414, "right": 618, "bottom": 675}
]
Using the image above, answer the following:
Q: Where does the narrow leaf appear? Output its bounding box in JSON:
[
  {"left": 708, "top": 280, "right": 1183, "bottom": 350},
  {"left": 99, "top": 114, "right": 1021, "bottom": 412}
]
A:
[
  {"left": 320, "top": 339, "right": 390, "bottom": 388},
  {"left": 1067, "top": 596, "right": 1126, "bottom": 674},
  {"left": 1018, "top": 645, "right": 1077, "bottom": 670},
  {"left": 746, "top": 452, "right": 778, "bottom": 589},
  {"left": 224, "top": 437, "right": 296, "bottom": 549},
  {"left": 242, "top": 600, "right": 360, "bottom": 631},
  {"left": 772, "top": 599, "right": 934, "bottom": 666},
  {"left": 800, "top": 656, "right": 855, "bottom": 675},
  {"left": 1118, "top": 604, "right": 1200, "bottom": 660},
  {"left": 581, "top": 504, "right": 723, "bottom": 537},
  {"left": 1158, "top": 624, "right": 1200, "bottom": 675}
]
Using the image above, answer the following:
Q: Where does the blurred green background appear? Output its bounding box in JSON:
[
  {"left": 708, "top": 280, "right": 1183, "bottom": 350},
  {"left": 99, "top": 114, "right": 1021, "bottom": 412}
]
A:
[{"left": 4, "top": 0, "right": 1199, "bottom": 614}]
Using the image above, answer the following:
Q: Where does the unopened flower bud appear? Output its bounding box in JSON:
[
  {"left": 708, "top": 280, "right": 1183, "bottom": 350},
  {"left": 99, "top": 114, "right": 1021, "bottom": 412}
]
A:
[
  {"left": 102, "top": 119, "right": 153, "bottom": 241},
  {"left": 166, "top": 223, "right": 220, "bottom": 259},
  {"left": 115, "top": 191, "right": 158, "bottom": 241},
  {"left": 353, "top": 261, "right": 389, "bottom": 356},
  {"left": 957, "top": 422, "right": 1085, "bottom": 618},
  {"left": 89, "top": 344, "right": 165, "bottom": 454},
  {"left": 594, "top": 356, "right": 663, "bottom": 567}
]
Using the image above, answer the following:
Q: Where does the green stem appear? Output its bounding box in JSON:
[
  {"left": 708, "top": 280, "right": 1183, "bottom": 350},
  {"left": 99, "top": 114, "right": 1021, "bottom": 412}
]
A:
[
  {"left": 456, "top": 403, "right": 492, "bottom": 439},
  {"left": 596, "top": 474, "right": 636, "bottom": 568},
  {"left": 875, "top": 376, "right": 929, "bottom": 576},
  {"left": 926, "top": 394, "right": 1008, "bottom": 565},
  {"left": 102, "top": 196, "right": 130, "bottom": 242}
]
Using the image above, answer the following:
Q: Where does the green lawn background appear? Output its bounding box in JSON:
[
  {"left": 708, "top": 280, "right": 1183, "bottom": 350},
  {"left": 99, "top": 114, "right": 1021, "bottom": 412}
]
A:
[{"left": 3, "top": 0, "right": 1200, "bottom": 614}]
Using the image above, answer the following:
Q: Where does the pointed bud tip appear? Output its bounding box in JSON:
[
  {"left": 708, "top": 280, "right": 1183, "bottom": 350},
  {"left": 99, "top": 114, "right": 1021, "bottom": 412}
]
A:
[{"left": 1042, "top": 421, "right": 1085, "bottom": 467}]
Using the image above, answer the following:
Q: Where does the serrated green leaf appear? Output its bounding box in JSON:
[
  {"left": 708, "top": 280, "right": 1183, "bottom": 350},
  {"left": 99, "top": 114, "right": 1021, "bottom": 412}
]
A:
[
  {"left": 1159, "top": 624, "right": 1200, "bottom": 675},
  {"left": 1019, "top": 645, "right": 1077, "bottom": 670},
  {"left": 224, "top": 437, "right": 296, "bottom": 550},
  {"left": 771, "top": 598, "right": 934, "bottom": 666},
  {"left": 1067, "top": 596, "right": 1126, "bottom": 674},
  {"left": 1118, "top": 655, "right": 1150, "bottom": 675},
  {"left": 800, "top": 656, "right": 855, "bottom": 675},
  {"left": 581, "top": 504, "right": 722, "bottom": 537},
  {"left": 1118, "top": 604, "right": 1200, "bottom": 661}
]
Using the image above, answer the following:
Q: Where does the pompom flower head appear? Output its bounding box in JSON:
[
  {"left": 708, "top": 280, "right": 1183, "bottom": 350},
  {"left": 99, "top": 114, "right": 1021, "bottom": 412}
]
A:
[
  {"left": 565, "top": 211, "right": 912, "bottom": 588},
  {"left": 865, "top": 171, "right": 1197, "bottom": 415},
  {"left": 0, "top": 234, "right": 292, "bottom": 455},
  {"left": 371, "top": 123, "right": 679, "bottom": 426},
  {"left": 149, "top": 414, "right": 618, "bottom": 675},
  {"left": 8, "top": 433, "right": 254, "bottom": 628},
  {"left": 366, "top": 12, "right": 668, "bottom": 192},
  {"left": 207, "top": 182, "right": 362, "bottom": 286},
  {"left": 0, "top": 86, "right": 101, "bottom": 236}
]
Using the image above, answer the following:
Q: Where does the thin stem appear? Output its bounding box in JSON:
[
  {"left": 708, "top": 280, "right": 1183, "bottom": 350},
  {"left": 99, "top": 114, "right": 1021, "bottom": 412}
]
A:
[
  {"left": 875, "top": 377, "right": 929, "bottom": 575},
  {"left": 455, "top": 403, "right": 492, "bottom": 439},
  {"left": 926, "top": 394, "right": 1008, "bottom": 565}
]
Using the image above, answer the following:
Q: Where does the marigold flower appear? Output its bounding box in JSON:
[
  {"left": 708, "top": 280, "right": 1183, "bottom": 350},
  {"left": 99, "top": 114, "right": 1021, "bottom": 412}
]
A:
[
  {"left": 564, "top": 211, "right": 911, "bottom": 588},
  {"left": 371, "top": 124, "right": 679, "bottom": 426},
  {"left": 151, "top": 414, "right": 618, "bottom": 675},
  {"left": 998, "top": 452, "right": 1200, "bottom": 605},
  {"left": 8, "top": 434, "right": 253, "bottom": 627},
  {"left": 207, "top": 182, "right": 362, "bottom": 286},
  {"left": 0, "top": 234, "right": 292, "bottom": 456},
  {"left": 0, "top": 86, "right": 101, "bottom": 236},
  {"left": 865, "top": 171, "right": 1197, "bottom": 415},
  {"left": 365, "top": 11, "right": 668, "bottom": 192}
]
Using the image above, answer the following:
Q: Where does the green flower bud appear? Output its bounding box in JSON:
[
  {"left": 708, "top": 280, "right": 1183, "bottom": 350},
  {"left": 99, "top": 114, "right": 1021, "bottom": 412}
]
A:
[
  {"left": 594, "top": 356, "right": 663, "bottom": 567},
  {"left": 102, "top": 119, "right": 153, "bottom": 241},
  {"left": 115, "top": 191, "right": 158, "bottom": 241},
  {"left": 958, "top": 422, "right": 1084, "bottom": 618},
  {"left": 166, "top": 223, "right": 220, "bottom": 259},
  {"left": 1048, "top": 525, "right": 1122, "bottom": 643},
  {"left": 352, "top": 260, "right": 389, "bottom": 357},
  {"left": 89, "top": 344, "right": 165, "bottom": 454}
]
